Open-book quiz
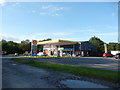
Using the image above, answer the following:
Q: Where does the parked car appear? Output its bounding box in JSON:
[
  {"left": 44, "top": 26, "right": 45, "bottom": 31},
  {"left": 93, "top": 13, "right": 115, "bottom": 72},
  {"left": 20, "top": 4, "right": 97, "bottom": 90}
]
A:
[
  {"left": 115, "top": 53, "right": 120, "bottom": 59},
  {"left": 37, "top": 52, "right": 43, "bottom": 56},
  {"left": 103, "top": 53, "right": 114, "bottom": 57},
  {"left": 14, "top": 53, "right": 18, "bottom": 56},
  {"left": 0, "top": 51, "right": 8, "bottom": 55}
]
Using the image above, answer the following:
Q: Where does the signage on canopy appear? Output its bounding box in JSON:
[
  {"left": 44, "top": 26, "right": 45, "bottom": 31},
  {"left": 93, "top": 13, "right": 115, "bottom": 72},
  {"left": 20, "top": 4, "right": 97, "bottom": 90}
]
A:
[{"left": 33, "top": 40, "right": 37, "bottom": 45}]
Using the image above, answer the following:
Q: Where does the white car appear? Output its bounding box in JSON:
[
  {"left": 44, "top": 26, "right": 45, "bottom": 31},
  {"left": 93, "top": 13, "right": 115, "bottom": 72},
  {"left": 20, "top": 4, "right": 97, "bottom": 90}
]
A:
[
  {"left": 37, "top": 52, "right": 43, "bottom": 56},
  {"left": 15, "top": 53, "right": 18, "bottom": 56}
]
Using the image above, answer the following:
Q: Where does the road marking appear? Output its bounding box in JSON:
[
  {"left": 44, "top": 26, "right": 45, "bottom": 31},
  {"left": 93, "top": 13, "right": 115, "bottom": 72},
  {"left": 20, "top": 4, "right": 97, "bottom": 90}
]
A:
[{"left": 12, "top": 64, "right": 16, "bottom": 65}]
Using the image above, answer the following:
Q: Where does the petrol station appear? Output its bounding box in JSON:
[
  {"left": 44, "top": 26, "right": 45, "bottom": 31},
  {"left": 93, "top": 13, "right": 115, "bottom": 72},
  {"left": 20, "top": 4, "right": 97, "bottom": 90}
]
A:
[
  {"left": 31, "top": 39, "right": 97, "bottom": 57},
  {"left": 37, "top": 40, "right": 77, "bottom": 57}
]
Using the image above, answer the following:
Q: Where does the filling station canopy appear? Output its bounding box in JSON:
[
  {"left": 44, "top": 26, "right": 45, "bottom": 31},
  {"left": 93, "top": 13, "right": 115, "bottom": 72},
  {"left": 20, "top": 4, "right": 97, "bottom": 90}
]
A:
[{"left": 37, "top": 40, "right": 77, "bottom": 45}]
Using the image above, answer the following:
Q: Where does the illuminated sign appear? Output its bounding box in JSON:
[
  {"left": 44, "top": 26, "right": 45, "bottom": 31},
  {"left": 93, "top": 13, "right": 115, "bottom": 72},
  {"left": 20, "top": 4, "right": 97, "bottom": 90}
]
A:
[
  {"left": 32, "top": 40, "right": 37, "bottom": 45},
  {"left": 31, "top": 40, "right": 37, "bottom": 56}
]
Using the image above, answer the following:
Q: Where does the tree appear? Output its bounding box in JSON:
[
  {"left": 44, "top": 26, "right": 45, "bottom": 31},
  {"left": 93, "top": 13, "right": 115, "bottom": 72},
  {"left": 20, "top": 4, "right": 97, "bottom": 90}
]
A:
[
  {"left": 0, "top": 41, "right": 2, "bottom": 51},
  {"left": 1, "top": 38, "right": 52, "bottom": 54},
  {"left": 19, "top": 39, "right": 31, "bottom": 53},
  {"left": 1, "top": 40, "right": 20, "bottom": 54},
  {"left": 1, "top": 40, "right": 8, "bottom": 52},
  {"left": 89, "top": 36, "right": 105, "bottom": 56},
  {"left": 7, "top": 41, "right": 16, "bottom": 53},
  {"left": 108, "top": 43, "right": 120, "bottom": 51},
  {"left": 37, "top": 38, "right": 52, "bottom": 52},
  {"left": 39, "top": 38, "right": 52, "bottom": 42}
]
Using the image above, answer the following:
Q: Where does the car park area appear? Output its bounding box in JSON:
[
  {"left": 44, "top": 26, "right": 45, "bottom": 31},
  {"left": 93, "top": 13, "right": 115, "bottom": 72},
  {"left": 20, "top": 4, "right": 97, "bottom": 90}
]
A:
[{"left": 114, "top": 53, "right": 120, "bottom": 59}]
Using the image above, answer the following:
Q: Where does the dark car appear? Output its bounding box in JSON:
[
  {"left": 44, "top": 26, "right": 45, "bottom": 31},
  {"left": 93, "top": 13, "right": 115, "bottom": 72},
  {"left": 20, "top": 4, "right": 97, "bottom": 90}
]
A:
[
  {"left": 103, "top": 53, "right": 114, "bottom": 57},
  {"left": 115, "top": 53, "right": 120, "bottom": 59},
  {"left": 1, "top": 51, "right": 8, "bottom": 55}
]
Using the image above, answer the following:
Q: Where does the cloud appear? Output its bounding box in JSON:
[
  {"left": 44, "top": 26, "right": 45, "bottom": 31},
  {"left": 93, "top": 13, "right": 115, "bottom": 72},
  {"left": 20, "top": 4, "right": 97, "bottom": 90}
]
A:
[
  {"left": 106, "top": 26, "right": 118, "bottom": 30},
  {"left": 0, "top": 32, "right": 73, "bottom": 42},
  {"left": 0, "top": 33, "right": 22, "bottom": 42},
  {"left": 71, "top": 29, "right": 99, "bottom": 33},
  {"left": 97, "top": 32, "right": 118, "bottom": 36},
  {"left": 40, "top": 5, "right": 65, "bottom": 16},
  {"left": 112, "top": 13, "right": 116, "bottom": 16},
  {"left": 41, "top": 5, "right": 52, "bottom": 9},
  {"left": 28, "top": 5, "right": 67, "bottom": 16},
  {"left": 29, "top": 32, "right": 73, "bottom": 41},
  {"left": 0, "top": 0, "right": 5, "bottom": 6},
  {"left": 41, "top": 5, "right": 64, "bottom": 11},
  {"left": 40, "top": 12, "right": 46, "bottom": 15},
  {"left": 31, "top": 10, "right": 36, "bottom": 13},
  {"left": 0, "top": 33, "right": 35, "bottom": 43},
  {"left": 12, "top": 2, "right": 21, "bottom": 7},
  {"left": 51, "top": 13, "right": 63, "bottom": 16},
  {"left": 35, "top": 32, "right": 72, "bottom": 36},
  {"left": 27, "top": 10, "right": 36, "bottom": 14}
]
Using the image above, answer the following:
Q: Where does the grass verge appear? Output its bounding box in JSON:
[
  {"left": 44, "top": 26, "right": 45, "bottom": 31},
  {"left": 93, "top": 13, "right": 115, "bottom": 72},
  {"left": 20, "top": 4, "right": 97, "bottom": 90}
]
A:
[
  {"left": 19, "top": 55, "right": 71, "bottom": 58},
  {"left": 11, "top": 58, "right": 119, "bottom": 83}
]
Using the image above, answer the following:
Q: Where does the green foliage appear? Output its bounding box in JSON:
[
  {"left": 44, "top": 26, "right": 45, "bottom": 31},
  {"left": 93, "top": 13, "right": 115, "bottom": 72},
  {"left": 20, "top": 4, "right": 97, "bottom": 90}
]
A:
[
  {"left": 1, "top": 38, "right": 52, "bottom": 54},
  {"left": 19, "top": 39, "right": 31, "bottom": 53},
  {"left": 1, "top": 37, "right": 119, "bottom": 55},
  {"left": 11, "top": 58, "right": 119, "bottom": 83},
  {"left": 0, "top": 40, "right": 2, "bottom": 51},
  {"left": 1, "top": 39, "right": 31, "bottom": 54},
  {"left": 1, "top": 40, "right": 19, "bottom": 54},
  {"left": 108, "top": 43, "right": 120, "bottom": 52},
  {"left": 37, "top": 45, "right": 43, "bottom": 52},
  {"left": 38, "top": 38, "right": 52, "bottom": 42},
  {"left": 89, "top": 36, "right": 105, "bottom": 56}
]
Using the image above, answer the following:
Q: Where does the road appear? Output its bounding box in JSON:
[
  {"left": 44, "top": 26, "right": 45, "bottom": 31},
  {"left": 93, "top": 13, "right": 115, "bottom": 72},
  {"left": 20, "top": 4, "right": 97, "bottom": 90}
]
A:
[
  {"left": 22, "top": 56, "right": 119, "bottom": 71},
  {"left": 1, "top": 55, "right": 119, "bottom": 88}
]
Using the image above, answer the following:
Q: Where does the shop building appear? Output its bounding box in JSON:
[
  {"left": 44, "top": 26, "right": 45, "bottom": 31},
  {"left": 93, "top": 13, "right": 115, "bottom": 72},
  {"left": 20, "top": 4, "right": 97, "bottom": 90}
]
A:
[{"left": 37, "top": 40, "right": 97, "bottom": 57}]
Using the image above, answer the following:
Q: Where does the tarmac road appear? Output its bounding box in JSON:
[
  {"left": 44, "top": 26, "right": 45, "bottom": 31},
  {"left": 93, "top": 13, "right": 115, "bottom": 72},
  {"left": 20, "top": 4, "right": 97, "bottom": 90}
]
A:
[
  {"left": 2, "top": 56, "right": 119, "bottom": 88},
  {"left": 2, "top": 57, "right": 56, "bottom": 88}
]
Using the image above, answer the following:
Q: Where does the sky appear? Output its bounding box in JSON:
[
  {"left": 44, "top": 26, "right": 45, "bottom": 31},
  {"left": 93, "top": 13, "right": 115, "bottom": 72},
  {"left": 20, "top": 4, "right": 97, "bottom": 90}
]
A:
[{"left": 0, "top": 1, "right": 118, "bottom": 43}]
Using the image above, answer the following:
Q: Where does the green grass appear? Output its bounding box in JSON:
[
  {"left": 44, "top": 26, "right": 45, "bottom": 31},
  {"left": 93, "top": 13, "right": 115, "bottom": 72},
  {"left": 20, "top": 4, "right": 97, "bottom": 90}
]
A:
[
  {"left": 19, "top": 55, "right": 71, "bottom": 58},
  {"left": 11, "top": 58, "right": 26, "bottom": 62},
  {"left": 11, "top": 58, "right": 119, "bottom": 83}
]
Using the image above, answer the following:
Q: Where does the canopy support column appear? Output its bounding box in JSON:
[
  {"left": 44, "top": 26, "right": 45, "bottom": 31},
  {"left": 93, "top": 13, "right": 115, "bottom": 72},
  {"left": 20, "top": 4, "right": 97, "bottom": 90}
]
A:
[{"left": 72, "top": 44, "right": 75, "bottom": 56}]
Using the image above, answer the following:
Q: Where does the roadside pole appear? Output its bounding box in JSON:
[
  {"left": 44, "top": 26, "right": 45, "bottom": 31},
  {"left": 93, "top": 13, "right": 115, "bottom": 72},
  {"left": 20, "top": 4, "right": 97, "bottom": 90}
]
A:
[{"left": 104, "top": 44, "right": 108, "bottom": 53}]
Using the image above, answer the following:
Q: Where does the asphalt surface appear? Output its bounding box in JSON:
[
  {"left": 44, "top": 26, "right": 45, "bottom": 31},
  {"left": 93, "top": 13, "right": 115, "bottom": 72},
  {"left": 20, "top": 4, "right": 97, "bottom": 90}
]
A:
[
  {"left": 22, "top": 56, "right": 119, "bottom": 71},
  {"left": 2, "top": 57, "right": 56, "bottom": 88},
  {"left": 1, "top": 55, "right": 119, "bottom": 88}
]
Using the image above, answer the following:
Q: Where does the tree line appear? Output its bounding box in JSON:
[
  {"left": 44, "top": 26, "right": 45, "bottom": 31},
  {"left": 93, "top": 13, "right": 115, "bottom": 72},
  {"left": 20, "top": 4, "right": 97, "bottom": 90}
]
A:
[
  {"left": 0, "top": 38, "right": 52, "bottom": 54},
  {"left": 0, "top": 37, "right": 120, "bottom": 56},
  {"left": 89, "top": 36, "right": 120, "bottom": 56},
  {"left": 0, "top": 39, "right": 31, "bottom": 54}
]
